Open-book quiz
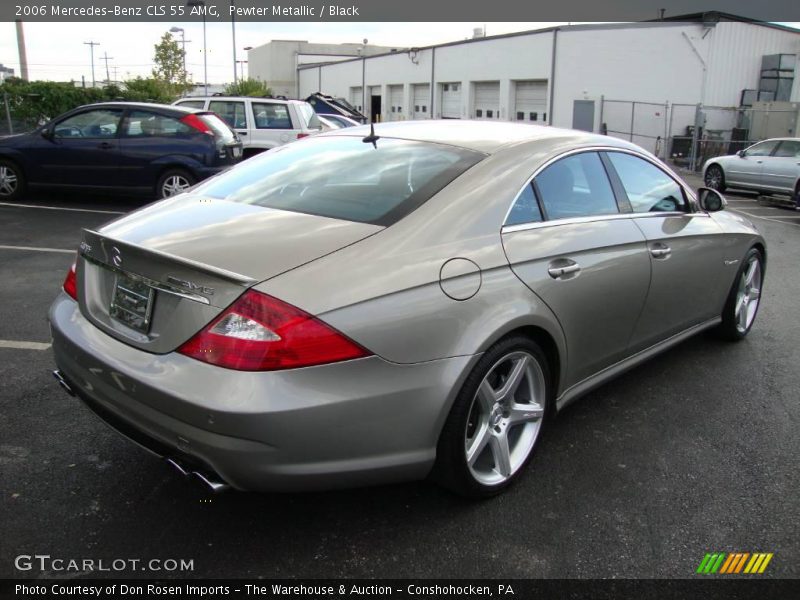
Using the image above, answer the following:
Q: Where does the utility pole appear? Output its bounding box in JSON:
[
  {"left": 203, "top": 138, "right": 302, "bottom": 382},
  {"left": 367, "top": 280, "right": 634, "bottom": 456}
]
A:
[
  {"left": 231, "top": 0, "right": 238, "bottom": 84},
  {"left": 100, "top": 51, "right": 113, "bottom": 84},
  {"left": 15, "top": 20, "right": 29, "bottom": 80},
  {"left": 83, "top": 41, "right": 100, "bottom": 87}
]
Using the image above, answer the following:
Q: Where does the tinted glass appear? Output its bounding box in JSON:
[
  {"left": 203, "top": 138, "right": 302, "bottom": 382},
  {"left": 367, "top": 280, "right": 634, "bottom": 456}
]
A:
[
  {"left": 746, "top": 140, "right": 779, "bottom": 157},
  {"left": 506, "top": 184, "right": 543, "bottom": 226},
  {"left": 193, "top": 136, "right": 484, "bottom": 225},
  {"left": 209, "top": 101, "right": 247, "bottom": 129},
  {"left": 175, "top": 100, "right": 205, "bottom": 109},
  {"left": 607, "top": 152, "right": 687, "bottom": 213},
  {"left": 124, "top": 110, "right": 194, "bottom": 137},
  {"left": 774, "top": 140, "right": 800, "bottom": 158},
  {"left": 252, "top": 103, "right": 291, "bottom": 129},
  {"left": 535, "top": 152, "right": 618, "bottom": 220},
  {"left": 54, "top": 109, "right": 122, "bottom": 138}
]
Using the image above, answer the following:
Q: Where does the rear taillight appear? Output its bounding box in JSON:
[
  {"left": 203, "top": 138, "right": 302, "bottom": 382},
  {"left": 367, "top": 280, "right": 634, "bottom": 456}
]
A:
[
  {"left": 63, "top": 260, "right": 77, "bottom": 300},
  {"left": 177, "top": 290, "right": 371, "bottom": 371},
  {"left": 296, "top": 133, "right": 310, "bottom": 139},
  {"left": 180, "top": 114, "right": 214, "bottom": 135}
]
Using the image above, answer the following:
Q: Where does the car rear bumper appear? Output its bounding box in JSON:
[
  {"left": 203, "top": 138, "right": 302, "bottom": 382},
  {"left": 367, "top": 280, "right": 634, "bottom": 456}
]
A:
[{"left": 48, "top": 293, "right": 472, "bottom": 492}]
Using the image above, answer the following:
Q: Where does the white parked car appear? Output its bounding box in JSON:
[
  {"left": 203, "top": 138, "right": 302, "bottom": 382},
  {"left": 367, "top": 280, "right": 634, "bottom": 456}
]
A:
[{"left": 173, "top": 96, "right": 322, "bottom": 157}]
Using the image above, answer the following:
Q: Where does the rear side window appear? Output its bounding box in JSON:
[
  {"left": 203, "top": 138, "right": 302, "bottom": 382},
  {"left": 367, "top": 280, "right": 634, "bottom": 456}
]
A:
[
  {"left": 192, "top": 136, "right": 484, "bottom": 225},
  {"left": 534, "top": 152, "right": 618, "bottom": 220},
  {"left": 209, "top": 101, "right": 247, "bottom": 129},
  {"left": 774, "top": 140, "right": 800, "bottom": 158},
  {"left": 123, "top": 110, "right": 194, "bottom": 137},
  {"left": 296, "top": 102, "right": 321, "bottom": 130},
  {"left": 506, "top": 184, "right": 543, "bottom": 226},
  {"left": 252, "top": 103, "right": 291, "bottom": 129},
  {"left": 606, "top": 152, "right": 687, "bottom": 213}
]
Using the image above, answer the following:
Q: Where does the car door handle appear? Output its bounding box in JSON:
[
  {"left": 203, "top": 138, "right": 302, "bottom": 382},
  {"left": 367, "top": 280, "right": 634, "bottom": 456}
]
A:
[
  {"left": 547, "top": 262, "right": 581, "bottom": 279},
  {"left": 238, "top": 131, "right": 247, "bottom": 135},
  {"left": 97, "top": 142, "right": 114, "bottom": 150},
  {"left": 650, "top": 245, "right": 672, "bottom": 259}
]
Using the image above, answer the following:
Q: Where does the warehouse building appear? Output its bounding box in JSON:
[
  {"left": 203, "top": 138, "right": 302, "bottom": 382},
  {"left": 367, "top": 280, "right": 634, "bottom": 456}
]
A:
[{"left": 276, "top": 13, "right": 800, "bottom": 156}]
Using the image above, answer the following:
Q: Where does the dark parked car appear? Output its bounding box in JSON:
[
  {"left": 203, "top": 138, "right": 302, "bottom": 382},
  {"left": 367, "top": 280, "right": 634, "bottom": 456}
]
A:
[{"left": 0, "top": 102, "right": 243, "bottom": 201}]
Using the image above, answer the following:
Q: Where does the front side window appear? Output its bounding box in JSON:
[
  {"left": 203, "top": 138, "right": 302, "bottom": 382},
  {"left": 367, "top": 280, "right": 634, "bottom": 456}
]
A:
[
  {"left": 209, "top": 101, "right": 247, "bottom": 129},
  {"left": 252, "top": 103, "right": 291, "bottom": 129},
  {"left": 606, "top": 152, "right": 687, "bottom": 213},
  {"left": 192, "top": 137, "right": 484, "bottom": 226},
  {"left": 774, "top": 140, "right": 800, "bottom": 158},
  {"left": 534, "top": 152, "right": 618, "bottom": 220},
  {"left": 53, "top": 109, "right": 122, "bottom": 139},
  {"left": 745, "top": 140, "right": 779, "bottom": 157},
  {"left": 123, "top": 110, "right": 193, "bottom": 137}
]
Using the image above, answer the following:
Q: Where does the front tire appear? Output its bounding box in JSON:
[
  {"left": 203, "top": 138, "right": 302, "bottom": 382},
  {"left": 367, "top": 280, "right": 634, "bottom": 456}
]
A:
[
  {"left": 716, "top": 247, "right": 764, "bottom": 341},
  {"left": 704, "top": 164, "right": 726, "bottom": 192},
  {"left": 433, "top": 336, "right": 551, "bottom": 498},
  {"left": 156, "top": 168, "right": 195, "bottom": 199},
  {"left": 0, "top": 159, "right": 25, "bottom": 201}
]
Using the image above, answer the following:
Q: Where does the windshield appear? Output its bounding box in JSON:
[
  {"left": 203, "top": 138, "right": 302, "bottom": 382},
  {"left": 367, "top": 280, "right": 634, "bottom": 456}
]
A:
[{"left": 192, "top": 136, "right": 485, "bottom": 225}]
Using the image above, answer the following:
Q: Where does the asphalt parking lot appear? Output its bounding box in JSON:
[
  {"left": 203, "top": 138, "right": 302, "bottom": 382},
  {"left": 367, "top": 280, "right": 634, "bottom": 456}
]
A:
[{"left": 1, "top": 181, "right": 798, "bottom": 580}]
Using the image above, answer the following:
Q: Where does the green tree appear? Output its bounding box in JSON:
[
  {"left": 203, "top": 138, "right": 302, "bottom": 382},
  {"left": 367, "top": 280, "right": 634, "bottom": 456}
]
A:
[
  {"left": 224, "top": 78, "right": 272, "bottom": 97},
  {"left": 152, "top": 32, "right": 192, "bottom": 96},
  {"left": 123, "top": 77, "right": 174, "bottom": 103}
]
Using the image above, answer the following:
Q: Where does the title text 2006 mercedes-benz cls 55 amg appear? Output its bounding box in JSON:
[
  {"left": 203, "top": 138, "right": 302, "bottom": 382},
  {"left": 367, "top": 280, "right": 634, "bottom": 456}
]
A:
[{"left": 49, "top": 121, "right": 766, "bottom": 497}]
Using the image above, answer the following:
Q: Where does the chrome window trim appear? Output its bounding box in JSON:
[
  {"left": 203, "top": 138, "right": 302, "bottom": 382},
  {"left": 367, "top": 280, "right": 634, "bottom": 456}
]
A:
[
  {"left": 501, "top": 145, "right": 699, "bottom": 228},
  {"left": 500, "top": 210, "right": 708, "bottom": 235}
]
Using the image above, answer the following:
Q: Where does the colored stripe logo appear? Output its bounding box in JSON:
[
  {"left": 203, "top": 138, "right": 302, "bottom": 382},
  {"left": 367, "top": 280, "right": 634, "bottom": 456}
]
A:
[{"left": 696, "top": 552, "right": 774, "bottom": 574}]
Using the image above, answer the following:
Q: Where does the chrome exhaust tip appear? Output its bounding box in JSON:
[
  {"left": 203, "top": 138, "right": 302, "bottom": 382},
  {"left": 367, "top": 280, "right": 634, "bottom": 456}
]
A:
[
  {"left": 52, "top": 370, "right": 76, "bottom": 396},
  {"left": 166, "top": 457, "right": 230, "bottom": 493}
]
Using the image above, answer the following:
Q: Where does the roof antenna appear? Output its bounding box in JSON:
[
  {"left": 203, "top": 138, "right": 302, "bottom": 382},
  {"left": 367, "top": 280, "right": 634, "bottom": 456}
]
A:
[{"left": 362, "top": 122, "right": 380, "bottom": 149}]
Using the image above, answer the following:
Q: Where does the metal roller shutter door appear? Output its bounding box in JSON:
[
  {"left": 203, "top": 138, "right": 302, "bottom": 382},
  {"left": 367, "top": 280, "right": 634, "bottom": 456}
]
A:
[
  {"left": 514, "top": 81, "right": 548, "bottom": 123},
  {"left": 388, "top": 85, "right": 403, "bottom": 121},
  {"left": 474, "top": 82, "right": 499, "bottom": 119},
  {"left": 350, "top": 87, "right": 363, "bottom": 113},
  {"left": 441, "top": 82, "right": 461, "bottom": 119},
  {"left": 413, "top": 84, "right": 430, "bottom": 119}
]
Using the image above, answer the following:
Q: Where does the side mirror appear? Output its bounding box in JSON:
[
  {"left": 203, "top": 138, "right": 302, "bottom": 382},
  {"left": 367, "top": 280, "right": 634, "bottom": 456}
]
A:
[
  {"left": 697, "top": 187, "right": 726, "bottom": 212},
  {"left": 41, "top": 127, "right": 53, "bottom": 140},
  {"left": 736, "top": 150, "right": 745, "bottom": 157}
]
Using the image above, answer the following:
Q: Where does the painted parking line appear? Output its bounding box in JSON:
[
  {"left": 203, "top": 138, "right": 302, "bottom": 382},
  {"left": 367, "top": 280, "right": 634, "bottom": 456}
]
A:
[
  {"left": 0, "top": 201, "right": 125, "bottom": 215},
  {"left": 0, "top": 340, "right": 51, "bottom": 351},
  {"left": 0, "top": 244, "right": 74, "bottom": 254},
  {"left": 731, "top": 209, "right": 800, "bottom": 228}
]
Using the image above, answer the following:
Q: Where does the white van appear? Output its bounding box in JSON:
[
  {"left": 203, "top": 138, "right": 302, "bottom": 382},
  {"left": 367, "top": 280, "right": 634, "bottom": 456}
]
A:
[{"left": 172, "top": 96, "right": 322, "bottom": 157}]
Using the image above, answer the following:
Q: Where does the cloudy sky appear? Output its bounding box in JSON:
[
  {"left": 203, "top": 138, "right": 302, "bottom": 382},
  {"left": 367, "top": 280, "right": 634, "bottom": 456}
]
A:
[{"left": 0, "top": 21, "right": 573, "bottom": 85}]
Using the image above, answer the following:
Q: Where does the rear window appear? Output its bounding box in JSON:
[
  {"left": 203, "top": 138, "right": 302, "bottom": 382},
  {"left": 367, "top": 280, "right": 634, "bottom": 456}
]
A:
[
  {"left": 198, "top": 113, "right": 237, "bottom": 143},
  {"left": 192, "top": 136, "right": 484, "bottom": 225},
  {"left": 296, "top": 102, "right": 321, "bottom": 130}
]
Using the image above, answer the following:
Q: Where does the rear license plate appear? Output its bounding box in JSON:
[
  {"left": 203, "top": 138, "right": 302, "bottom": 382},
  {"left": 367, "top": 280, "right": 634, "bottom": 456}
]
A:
[
  {"left": 232, "top": 146, "right": 242, "bottom": 158},
  {"left": 110, "top": 273, "right": 154, "bottom": 333}
]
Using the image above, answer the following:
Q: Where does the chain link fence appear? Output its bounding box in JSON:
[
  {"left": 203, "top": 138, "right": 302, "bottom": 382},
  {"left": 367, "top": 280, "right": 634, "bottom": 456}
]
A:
[{"left": 599, "top": 96, "right": 800, "bottom": 172}]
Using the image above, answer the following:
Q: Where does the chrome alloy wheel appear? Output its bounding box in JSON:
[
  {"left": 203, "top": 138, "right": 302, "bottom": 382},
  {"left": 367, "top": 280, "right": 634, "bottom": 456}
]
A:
[
  {"left": 161, "top": 174, "right": 192, "bottom": 197},
  {"left": 0, "top": 165, "right": 18, "bottom": 197},
  {"left": 464, "top": 351, "right": 546, "bottom": 486},
  {"left": 735, "top": 254, "right": 762, "bottom": 334},
  {"left": 704, "top": 165, "right": 723, "bottom": 190}
]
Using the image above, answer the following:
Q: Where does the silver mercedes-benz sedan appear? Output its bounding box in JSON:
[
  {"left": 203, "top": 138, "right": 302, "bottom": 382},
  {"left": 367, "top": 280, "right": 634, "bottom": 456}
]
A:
[
  {"left": 703, "top": 137, "right": 800, "bottom": 202},
  {"left": 49, "top": 121, "right": 766, "bottom": 497}
]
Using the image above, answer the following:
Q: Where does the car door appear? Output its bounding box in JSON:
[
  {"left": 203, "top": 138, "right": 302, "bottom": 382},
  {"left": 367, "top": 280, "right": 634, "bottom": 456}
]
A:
[
  {"left": 604, "top": 151, "right": 726, "bottom": 353},
  {"left": 760, "top": 139, "right": 800, "bottom": 194},
  {"left": 251, "top": 101, "right": 295, "bottom": 148},
  {"left": 501, "top": 151, "right": 651, "bottom": 386},
  {"left": 727, "top": 139, "right": 780, "bottom": 188},
  {"left": 36, "top": 108, "right": 123, "bottom": 187},
  {"left": 208, "top": 100, "right": 249, "bottom": 148}
]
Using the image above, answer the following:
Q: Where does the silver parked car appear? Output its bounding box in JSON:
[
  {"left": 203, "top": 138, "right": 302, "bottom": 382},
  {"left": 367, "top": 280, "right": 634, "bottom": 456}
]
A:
[
  {"left": 49, "top": 121, "right": 766, "bottom": 497},
  {"left": 703, "top": 137, "right": 800, "bottom": 202}
]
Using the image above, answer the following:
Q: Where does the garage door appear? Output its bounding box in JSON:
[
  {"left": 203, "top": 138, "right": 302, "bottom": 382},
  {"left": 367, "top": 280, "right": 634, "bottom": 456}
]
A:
[
  {"left": 441, "top": 82, "right": 461, "bottom": 119},
  {"left": 514, "top": 81, "right": 548, "bottom": 123},
  {"left": 474, "top": 81, "right": 499, "bottom": 119},
  {"left": 412, "top": 84, "right": 430, "bottom": 119},
  {"left": 388, "top": 85, "right": 403, "bottom": 121},
  {"left": 350, "top": 87, "right": 363, "bottom": 113}
]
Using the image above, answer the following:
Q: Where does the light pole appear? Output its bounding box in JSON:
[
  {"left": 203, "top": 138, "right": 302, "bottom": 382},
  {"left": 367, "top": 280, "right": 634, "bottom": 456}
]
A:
[
  {"left": 243, "top": 46, "right": 252, "bottom": 82},
  {"left": 231, "top": 0, "right": 237, "bottom": 84},
  {"left": 83, "top": 41, "right": 99, "bottom": 87},
  {"left": 187, "top": 0, "right": 208, "bottom": 95},
  {"left": 236, "top": 60, "right": 248, "bottom": 81},
  {"left": 169, "top": 26, "right": 191, "bottom": 79}
]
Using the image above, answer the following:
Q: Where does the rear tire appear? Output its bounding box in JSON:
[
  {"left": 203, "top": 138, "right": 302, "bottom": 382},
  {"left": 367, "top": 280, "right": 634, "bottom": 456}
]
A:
[
  {"left": 432, "top": 335, "right": 551, "bottom": 498},
  {"left": 716, "top": 247, "right": 764, "bottom": 341},
  {"left": 156, "top": 168, "right": 195, "bottom": 199},
  {"left": 0, "top": 159, "right": 25, "bottom": 201},
  {"left": 704, "top": 164, "right": 726, "bottom": 192}
]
